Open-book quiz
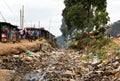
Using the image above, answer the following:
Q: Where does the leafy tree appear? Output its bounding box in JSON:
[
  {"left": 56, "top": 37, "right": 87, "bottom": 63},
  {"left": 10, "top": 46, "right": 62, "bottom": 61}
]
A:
[
  {"left": 60, "top": 18, "right": 68, "bottom": 38},
  {"left": 62, "top": 0, "right": 109, "bottom": 40}
]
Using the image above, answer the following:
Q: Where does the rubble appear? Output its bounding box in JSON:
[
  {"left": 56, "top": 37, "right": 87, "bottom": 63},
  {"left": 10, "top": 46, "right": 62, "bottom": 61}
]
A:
[
  {"left": 0, "top": 69, "right": 21, "bottom": 81},
  {"left": 0, "top": 47, "right": 120, "bottom": 81}
]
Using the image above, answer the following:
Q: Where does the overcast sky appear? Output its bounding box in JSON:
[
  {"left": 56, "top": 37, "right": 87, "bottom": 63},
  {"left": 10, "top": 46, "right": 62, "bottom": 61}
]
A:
[{"left": 0, "top": 0, "right": 120, "bottom": 36}]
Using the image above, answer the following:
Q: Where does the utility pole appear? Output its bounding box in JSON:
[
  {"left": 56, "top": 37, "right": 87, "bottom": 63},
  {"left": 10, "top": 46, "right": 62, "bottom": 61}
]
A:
[
  {"left": 39, "top": 21, "right": 40, "bottom": 28},
  {"left": 20, "top": 9, "right": 22, "bottom": 29},
  {"left": 22, "top": 5, "right": 24, "bottom": 29},
  {"left": 34, "top": 24, "right": 35, "bottom": 28},
  {"left": 20, "top": 5, "right": 24, "bottom": 29}
]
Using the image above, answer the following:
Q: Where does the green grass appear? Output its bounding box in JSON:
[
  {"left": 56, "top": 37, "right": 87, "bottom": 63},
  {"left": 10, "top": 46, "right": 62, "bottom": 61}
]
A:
[{"left": 80, "top": 38, "right": 120, "bottom": 61}]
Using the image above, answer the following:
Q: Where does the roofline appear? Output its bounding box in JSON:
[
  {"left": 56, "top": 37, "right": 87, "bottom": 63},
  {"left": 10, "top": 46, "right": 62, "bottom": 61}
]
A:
[{"left": 0, "top": 22, "right": 18, "bottom": 27}]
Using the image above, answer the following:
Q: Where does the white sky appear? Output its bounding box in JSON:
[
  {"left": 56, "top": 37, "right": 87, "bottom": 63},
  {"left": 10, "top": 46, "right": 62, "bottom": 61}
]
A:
[{"left": 0, "top": 0, "right": 120, "bottom": 36}]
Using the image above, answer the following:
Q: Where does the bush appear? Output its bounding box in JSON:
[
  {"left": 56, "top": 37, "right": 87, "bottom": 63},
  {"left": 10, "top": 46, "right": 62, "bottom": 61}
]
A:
[{"left": 94, "top": 38, "right": 111, "bottom": 49}]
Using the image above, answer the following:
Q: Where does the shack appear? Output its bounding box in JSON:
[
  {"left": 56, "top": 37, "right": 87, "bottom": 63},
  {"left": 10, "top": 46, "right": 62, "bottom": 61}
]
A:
[
  {"left": 0, "top": 22, "right": 18, "bottom": 42},
  {"left": 25, "top": 27, "right": 55, "bottom": 41}
]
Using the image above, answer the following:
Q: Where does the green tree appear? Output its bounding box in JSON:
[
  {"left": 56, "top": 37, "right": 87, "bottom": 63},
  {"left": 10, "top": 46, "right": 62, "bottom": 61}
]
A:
[
  {"left": 60, "top": 18, "right": 68, "bottom": 38},
  {"left": 62, "top": 0, "right": 109, "bottom": 40}
]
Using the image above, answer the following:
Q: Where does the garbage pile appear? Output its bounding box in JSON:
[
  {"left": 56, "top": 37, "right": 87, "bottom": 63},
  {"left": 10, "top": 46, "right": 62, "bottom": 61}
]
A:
[
  {"left": 0, "top": 48, "right": 120, "bottom": 81},
  {"left": 81, "top": 57, "right": 120, "bottom": 81}
]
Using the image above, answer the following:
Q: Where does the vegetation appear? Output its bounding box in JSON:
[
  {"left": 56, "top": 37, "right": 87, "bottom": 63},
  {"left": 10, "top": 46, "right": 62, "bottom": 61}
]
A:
[
  {"left": 60, "top": 18, "right": 68, "bottom": 38},
  {"left": 61, "top": 0, "right": 110, "bottom": 49},
  {"left": 81, "top": 38, "right": 120, "bottom": 61}
]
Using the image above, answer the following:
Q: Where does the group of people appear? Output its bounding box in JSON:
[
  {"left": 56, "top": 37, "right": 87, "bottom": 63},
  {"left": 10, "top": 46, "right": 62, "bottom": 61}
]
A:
[{"left": 9, "top": 29, "right": 42, "bottom": 43}]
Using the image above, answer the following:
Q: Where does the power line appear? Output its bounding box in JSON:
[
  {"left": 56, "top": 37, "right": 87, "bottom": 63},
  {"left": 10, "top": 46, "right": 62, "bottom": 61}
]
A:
[
  {"left": 2, "top": 0, "right": 13, "bottom": 13},
  {"left": 0, "top": 11, "right": 6, "bottom": 22}
]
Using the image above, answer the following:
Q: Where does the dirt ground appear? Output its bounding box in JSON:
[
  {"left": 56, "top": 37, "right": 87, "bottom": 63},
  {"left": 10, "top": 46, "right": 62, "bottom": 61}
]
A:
[
  {"left": 0, "top": 69, "right": 21, "bottom": 81},
  {"left": 0, "top": 38, "right": 45, "bottom": 55},
  {"left": 0, "top": 38, "right": 120, "bottom": 81},
  {"left": 112, "top": 38, "right": 120, "bottom": 45}
]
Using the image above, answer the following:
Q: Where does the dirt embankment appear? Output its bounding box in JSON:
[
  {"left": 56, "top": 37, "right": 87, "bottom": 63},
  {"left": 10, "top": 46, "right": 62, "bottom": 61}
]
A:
[
  {"left": 112, "top": 38, "right": 120, "bottom": 45},
  {"left": 0, "top": 38, "right": 53, "bottom": 81},
  {"left": 0, "top": 38, "right": 49, "bottom": 55}
]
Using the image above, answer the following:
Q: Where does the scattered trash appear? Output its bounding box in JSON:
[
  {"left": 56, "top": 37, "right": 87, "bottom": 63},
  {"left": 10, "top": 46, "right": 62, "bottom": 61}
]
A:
[
  {"left": 117, "top": 66, "right": 120, "bottom": 71},
  {"left": 0, "top": 48, "right": 120, "bottom": 81},
  {"left": 26, "top": 51, "right": 32, "bottom": 56},
  {"left": 13, "top": 55, "right": 19, "bottom": 58},
  {"left": 25, "top": 71, "right": 42, "bottom": 81},
  {"left": 0, "top": 64, "right": 2, "bottom": 67}
]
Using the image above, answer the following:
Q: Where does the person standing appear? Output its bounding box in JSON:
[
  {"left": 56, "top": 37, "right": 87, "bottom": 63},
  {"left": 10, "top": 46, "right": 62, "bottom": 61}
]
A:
[
  {"left": 28, "top": 30, "right": 33, "bottom": 42},
  {"left": 19, "top": 29, "right": 24, "bottom": 39},
  {"left": 33, "top": 31, "right": 37, "bottom": 40},
  {"left": 5, "top": 28, "right": 9, "bottom": 42},
  {"left": 11, "top": 28, "right": 16, "bottom": 43},
  {"left": 25, "top": 29, "right": 28, "bottom": 39}
]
